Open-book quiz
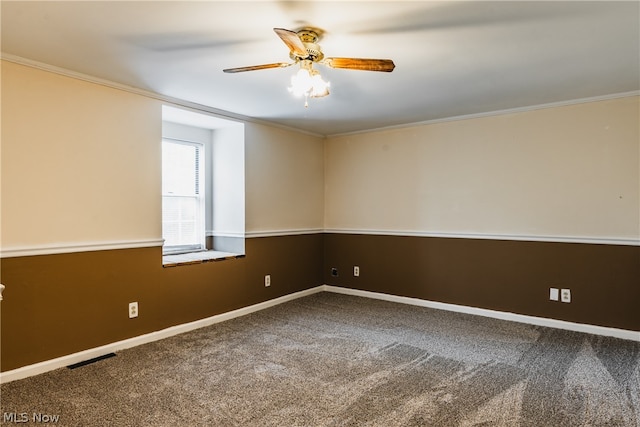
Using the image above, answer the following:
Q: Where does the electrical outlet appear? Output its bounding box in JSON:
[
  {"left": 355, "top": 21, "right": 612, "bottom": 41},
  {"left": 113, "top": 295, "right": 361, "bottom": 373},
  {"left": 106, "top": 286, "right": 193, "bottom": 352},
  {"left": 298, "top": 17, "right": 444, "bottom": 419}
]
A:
[
  {"left": 354, "top": 266, "right": 360, "bottom": 277},
  {"left": 549, "top": 288, "right": 559, "bottom": 301},
  {"left": 331, "top": 268, "right": 338, "bottom": 277},
  {"left": 265, "top": 275, "right": 271, "bottom": 287},
  {"left": 129, "top": 302, "right": 138, "bottom": 318},
  {"left": 561, "top": 288, "right": 571, "bottom": 303}
]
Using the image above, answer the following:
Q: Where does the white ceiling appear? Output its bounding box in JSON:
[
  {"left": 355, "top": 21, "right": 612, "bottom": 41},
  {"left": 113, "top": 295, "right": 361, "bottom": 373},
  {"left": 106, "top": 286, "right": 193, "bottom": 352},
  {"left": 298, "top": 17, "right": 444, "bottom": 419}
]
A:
[{"left": 2, "top": 1, "right": 638, "bottom": 136}]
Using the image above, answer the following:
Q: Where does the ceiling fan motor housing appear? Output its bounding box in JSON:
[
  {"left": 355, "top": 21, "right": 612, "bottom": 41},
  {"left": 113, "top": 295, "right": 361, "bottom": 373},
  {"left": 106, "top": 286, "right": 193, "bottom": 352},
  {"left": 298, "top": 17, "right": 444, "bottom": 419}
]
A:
[
  {"left": 303, "top": 42, "right": 324, "bottom": 61},
  {"left": 294, "top": 29, "right": 324, "bottom": 62}
]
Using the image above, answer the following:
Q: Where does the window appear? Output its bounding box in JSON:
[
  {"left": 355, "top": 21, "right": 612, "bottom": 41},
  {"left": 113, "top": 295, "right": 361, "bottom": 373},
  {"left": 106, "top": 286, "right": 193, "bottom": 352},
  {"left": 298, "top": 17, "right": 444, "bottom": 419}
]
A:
[
  {"left": 161, "top": 105, "right": 246, "bottom": 265},
  {"left": 162, "top": 138, "right": 205, "bottom": 254}
]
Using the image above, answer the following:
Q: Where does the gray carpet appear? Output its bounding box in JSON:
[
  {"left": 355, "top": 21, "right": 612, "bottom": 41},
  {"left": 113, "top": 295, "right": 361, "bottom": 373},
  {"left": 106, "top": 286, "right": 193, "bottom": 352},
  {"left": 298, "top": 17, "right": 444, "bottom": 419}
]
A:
[{"left": 1, "top": 292, "right": 639, "bottom": 426}]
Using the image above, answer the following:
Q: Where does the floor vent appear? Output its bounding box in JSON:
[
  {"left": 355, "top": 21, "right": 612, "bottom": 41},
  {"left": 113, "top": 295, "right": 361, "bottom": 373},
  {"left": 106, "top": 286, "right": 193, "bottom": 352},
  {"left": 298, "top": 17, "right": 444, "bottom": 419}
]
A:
[{"left": 67, "top": 353, "right": 116, "bottom": 369}]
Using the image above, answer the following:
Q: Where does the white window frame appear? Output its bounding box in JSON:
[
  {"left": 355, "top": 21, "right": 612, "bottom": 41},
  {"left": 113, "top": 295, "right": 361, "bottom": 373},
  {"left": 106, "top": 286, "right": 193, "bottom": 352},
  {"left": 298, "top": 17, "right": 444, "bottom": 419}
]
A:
[{"left": 162, "top": 137, "right": 206, "bottom": 255}]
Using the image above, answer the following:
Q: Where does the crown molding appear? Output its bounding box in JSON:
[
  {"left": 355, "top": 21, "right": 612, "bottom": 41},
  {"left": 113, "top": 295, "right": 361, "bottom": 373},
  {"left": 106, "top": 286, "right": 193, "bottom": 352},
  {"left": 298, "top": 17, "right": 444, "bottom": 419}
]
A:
[
  {"left": 0, "top": 53, "right": 325, "bottom": 138},
  {"left": 327, "top": 91, "right": 640, "bottom": 137},
  {"left": 6, "top": 53, "right": 634, "bottom": 140}
]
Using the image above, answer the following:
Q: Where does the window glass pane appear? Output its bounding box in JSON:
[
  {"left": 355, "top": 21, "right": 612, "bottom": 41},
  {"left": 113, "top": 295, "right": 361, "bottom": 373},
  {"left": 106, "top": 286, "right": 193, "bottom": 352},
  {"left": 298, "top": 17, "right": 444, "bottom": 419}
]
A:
[
  {"left": 162, "top": 142, "right": 199, "bottom": 196},
  {"left": 162, "top": 139, "right": 204, "bottom": 253}
]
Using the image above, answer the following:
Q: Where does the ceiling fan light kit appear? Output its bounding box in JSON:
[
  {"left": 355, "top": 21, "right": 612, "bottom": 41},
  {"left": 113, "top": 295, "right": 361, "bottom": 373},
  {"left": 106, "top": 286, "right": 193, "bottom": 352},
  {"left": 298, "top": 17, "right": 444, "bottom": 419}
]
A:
[
  {"left": 223, "top": 27, "right": 395, "bottom": 107},
  {"left": 288, "top": 60, "right": 330, "bottom": 108}
]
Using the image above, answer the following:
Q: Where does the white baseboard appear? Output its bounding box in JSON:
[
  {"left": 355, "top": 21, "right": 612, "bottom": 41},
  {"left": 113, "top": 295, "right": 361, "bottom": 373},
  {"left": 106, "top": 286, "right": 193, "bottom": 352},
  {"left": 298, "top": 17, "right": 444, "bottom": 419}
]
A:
[
  {"left": 323, "top": 285, "right": 640, "bottom": 342},
  {"left": 0, "top": 286, "right": 325, "bottom": 384},
  {"left": 3, "top": 284, "right": 637, "bottom": 383}
]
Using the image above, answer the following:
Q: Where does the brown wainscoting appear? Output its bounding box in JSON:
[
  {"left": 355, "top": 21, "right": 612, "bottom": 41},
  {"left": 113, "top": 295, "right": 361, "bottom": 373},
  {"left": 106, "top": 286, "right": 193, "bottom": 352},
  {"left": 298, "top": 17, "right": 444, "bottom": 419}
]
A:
[
  {"left": 323, "top": 233, "right": 640, "bottom": 332},
  {"left": 0, "top": 234, "right": 324, "bottom": 372}
]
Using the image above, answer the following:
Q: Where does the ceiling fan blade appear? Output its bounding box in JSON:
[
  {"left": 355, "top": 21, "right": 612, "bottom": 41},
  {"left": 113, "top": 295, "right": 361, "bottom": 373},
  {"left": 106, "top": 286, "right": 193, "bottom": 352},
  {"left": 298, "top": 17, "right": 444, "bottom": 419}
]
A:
[
  {"left": 322, "top": 58, "right": 396, "bottom": 72},
  {"left": 273, "top": 28, "right": 308, "bottom": 57},
  {"left": 223, "top": 62, "right": 292, "bottom": 73}
]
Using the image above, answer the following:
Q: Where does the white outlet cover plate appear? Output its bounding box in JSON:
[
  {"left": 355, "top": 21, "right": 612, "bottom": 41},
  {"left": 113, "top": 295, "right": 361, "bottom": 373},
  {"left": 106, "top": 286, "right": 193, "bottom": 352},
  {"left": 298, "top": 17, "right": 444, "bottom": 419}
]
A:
[
  {"left": 129, "top": 302, "right": 138, "bottom": 318},
  {"left": 549, "top": 288, "right": 559, "bottom": 301},
  {"left": 561, "top": 288, "right": 571, "bottom": 303}
]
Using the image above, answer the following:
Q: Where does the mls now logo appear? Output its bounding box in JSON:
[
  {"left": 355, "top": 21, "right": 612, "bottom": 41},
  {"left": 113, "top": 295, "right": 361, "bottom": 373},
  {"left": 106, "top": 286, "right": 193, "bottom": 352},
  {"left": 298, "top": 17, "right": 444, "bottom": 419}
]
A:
[
  {"left": 3, "top": 412, "right": 60, "bottom": 423},
  {"left": 3, "top": 413, "right": 28, "bottom": 423}
]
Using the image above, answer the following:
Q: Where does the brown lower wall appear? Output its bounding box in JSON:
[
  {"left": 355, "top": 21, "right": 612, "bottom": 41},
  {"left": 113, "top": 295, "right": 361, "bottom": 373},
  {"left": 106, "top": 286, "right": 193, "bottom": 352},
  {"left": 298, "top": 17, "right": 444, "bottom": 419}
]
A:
[
  {"left": 323, "top": 233, "right": 640, "bottom": 332},
  {"left": 2, "top": 232, "right": 638, "bottom": 372},
  {"left": 0, "top": 234, "right": 324, "bottom": 372}
]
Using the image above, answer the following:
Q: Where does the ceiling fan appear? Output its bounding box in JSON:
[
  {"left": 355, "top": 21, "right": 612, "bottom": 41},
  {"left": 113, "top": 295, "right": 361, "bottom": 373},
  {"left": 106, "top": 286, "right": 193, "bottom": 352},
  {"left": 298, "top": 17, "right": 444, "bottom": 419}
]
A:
[{"left": 223, "top": 27, "right": 395, "bottom": 105}]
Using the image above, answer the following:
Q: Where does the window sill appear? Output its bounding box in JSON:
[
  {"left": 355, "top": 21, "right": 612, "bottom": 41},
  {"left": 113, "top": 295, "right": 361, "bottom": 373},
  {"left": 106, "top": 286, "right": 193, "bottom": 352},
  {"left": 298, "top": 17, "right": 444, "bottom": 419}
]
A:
[{"left": 162, "top": 250, "right": 244, "bottom": 267}]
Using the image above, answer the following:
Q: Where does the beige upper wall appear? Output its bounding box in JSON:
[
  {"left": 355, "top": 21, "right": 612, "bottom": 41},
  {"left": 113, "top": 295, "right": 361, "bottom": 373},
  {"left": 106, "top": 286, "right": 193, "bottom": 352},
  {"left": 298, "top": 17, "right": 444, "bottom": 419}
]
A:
[
  {"left": 3, "top": 60, "right": 636, "bottom": 249},
  {"left": 0, "top": 60, "right": 325, "bottom": 252},
  {"left": 1, "top": 61, "right": 163, "bottom": 250},
  {"left": 325, "top": 96, "right": 640, "bottom": 241},
  {"left": 244, "top": 123, "right": 324, "bottom": 234}
]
